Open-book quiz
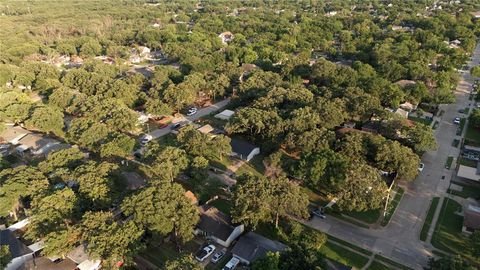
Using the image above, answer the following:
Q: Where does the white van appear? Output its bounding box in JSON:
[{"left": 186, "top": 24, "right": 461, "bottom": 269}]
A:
[{"left": 222, "top": 257, "right": 240, "bottom": 270}]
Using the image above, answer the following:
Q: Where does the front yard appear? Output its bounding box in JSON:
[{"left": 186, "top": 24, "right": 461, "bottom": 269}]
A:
[
  {"left": 431, "top": 198, "right": 478, "bottom": 264},
  {"left": 465, "top": 123, "right": 480, "bottom": 146}
]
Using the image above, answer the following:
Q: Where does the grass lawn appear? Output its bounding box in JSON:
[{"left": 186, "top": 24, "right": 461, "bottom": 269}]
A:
[
  {"left": 448, "top": 182, "right": 480, "bottom": 199},
  {"left": 431, "top": 198, "right": 478, "bottom": 263},
  {"left": 368, "top": 261, "right": 390, "bottom": 270},
  {"left": 235, "top": 155, "right": 265, "bottom": 177},
  {"left": 199, "top": 113, "right": 228, "bottom": 129},
  {"left": 319, "top": 241, "right": 369, "bottom": 269},
  {"left": 457, "top": 118, "right": 466, "bottom": 135},
  {"left": 302, "top": 187, "right": 330, "bottom": 207},
  {"left": 380, "top": 186, "right": 405, "bottom": 226},
  {"left": 141, "top": 241, "right": 201, "bottom": 268},
  {"left": 408, "top": 116, "right": 433, "bottom": 126},
  {"left": 420, "top": 197, "right": 440, "bottom": 241},
  {"left": 344, "top": 208, "right": 380, "bottom": 224},
  {"left": 445, "top": 156, "right": 454, "bottom": 169},
  {"left": 457, "top": 157, "right": 477, "bottom": 167},
  {"left": 464, "top": 107, "right": 470, "bottom": 114},
  {"left": 327, "top": 235, "right": 373, "bottom": 256},
  {"left": 465, "top": 124, "right": 480, "bottom": 146},
  {"left": 210, "top": 157, "right": 235, "bottom": 171},
  {"left": 374, "top": 254, "right": 413, "bottom": 270},
  {"left": 209, "top": 198, "right": 233, "bottom": 216}
]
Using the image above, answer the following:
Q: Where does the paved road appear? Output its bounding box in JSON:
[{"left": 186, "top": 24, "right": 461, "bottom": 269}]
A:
[
  {"left": 303, "top": 43, "right": 480, "bottom": 269},
  {"left": 148, "top": 98, "right": 230, "bottom": 139}
]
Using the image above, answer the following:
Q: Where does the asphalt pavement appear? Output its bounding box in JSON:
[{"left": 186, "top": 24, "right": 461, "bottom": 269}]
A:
[
  {"left": 303, "top": 43, "right": 480, "bottom": 269},
  {"left": 147, "top": 98, "right": 230, "bottom": 139}
]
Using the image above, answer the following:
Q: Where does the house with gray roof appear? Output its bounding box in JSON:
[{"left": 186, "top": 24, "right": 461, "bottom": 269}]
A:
[
  {"left": 194, "top": 205, "right": 244, "bottom": 247},
  {"left": 463, "top": 204, "right": 480, "bottom": 234},
  {"left": 231, "top": 231, "right": 287, "bottom": 265}
]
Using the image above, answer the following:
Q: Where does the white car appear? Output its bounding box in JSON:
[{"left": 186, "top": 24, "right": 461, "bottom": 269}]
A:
[
  {"left": 418, "top": 163, "right": 425, "bottom": 172},
  {"left": 453, "top": 117, "right": 461, "bottom": 125},
  {"left": 195, "top": 244, "right": 215, "bottom": 262},
  {"left": 211, "top": 249, "right": 226, "bottom": 264},
  {"left": 139, "top": 134, "right": 153, "bottom": 146},
  {"left": 187, "top": 107, "right": 198, "bottom": 116},
  {"left": 222, "top": 257, "right": 240, "bottom": 270}
]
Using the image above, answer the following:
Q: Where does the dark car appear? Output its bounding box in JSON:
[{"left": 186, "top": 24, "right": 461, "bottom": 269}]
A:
[{"left": 311, "top": 208, "right": 326, "bottom": 219}]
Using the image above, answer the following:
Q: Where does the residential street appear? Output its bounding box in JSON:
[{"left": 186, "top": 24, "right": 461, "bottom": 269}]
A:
[
  {"left": 302, "top": 43, "right": 480, "bottom": 269},
  {"left": 148, "top": 98, "right": 231, "bottom": 138}
]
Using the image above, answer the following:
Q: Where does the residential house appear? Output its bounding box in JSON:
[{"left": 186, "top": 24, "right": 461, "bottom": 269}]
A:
[
  {"left": 194, "top": 205, "right": 244, "bottom": 247},
  {"left": 215, "top": 109, "right": 235, "bottom": 120},
  {"left": 231, "top": 232, "right": 287, "bottom": 265},
  {"left": 456, "top": 164, "right": 480, "bottom": 182},
  {"left": 0, "top": 125, "right": 31, "bottom": 145},
  {"left": 1, "top": 229, "right": 33, "bottom": 270},
  {"left": 230, "top": 138, "right": 260, "bottom": 161},
  {"left": 67, "top": 244, "right": 101, "bottom": 270},
  {"left": 15, "top": 134, "right": 61, "bottom": 156},
  {"left": 462, "top": 204, "right": 480, "bottom": 233},
  {"left": 395, "top": 108, "right": 409, "bottom": 118}
]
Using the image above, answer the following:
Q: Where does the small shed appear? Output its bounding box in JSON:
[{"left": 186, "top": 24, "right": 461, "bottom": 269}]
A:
[{"left": 197, "top": 124, "right": 214, "bottom": 134}]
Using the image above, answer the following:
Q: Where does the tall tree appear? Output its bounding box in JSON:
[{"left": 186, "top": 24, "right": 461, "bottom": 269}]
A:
[
  {"left": 232, "top": 174, "right": 309, "bottom": 228},
  {"left": 164, "top": 254, "right": 202, "bottom": 270},
  {"left": 25, "top": 106, "right": 65, "bottom": 136},
  {"left": 375, "top": 140, "right": 420, "bottom": 181},
  {"left": 0, "top": 245, "right": 12, "bottom": 269},
  {"left": 122, "top": 181, "right": 199, "bottom": 244},
  {"left": 80, "top": 211, "right": 144, "bottom": 266},
  {"left": 0, "top": 166, "right": 49, "bottom": 219}
]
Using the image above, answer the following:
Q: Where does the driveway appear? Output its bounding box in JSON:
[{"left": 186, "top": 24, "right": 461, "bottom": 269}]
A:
[
  {"left": 302, "top": 43, "right": 480, "bottom": 269},
  {"left": 148, "top": 98, "right": 230, "bottom": 139}
]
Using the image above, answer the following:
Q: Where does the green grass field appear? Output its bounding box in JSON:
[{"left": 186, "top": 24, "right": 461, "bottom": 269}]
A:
[
  {"left": 344, "top": 208, "right": 381, "bottom": 224},
  {"left": 408, "top": 116, "right": 433, "bottom": 126},
  {"left": 448, "top": 182, "right": 480, "bottom": 199},
  {"left": 431, "top": 198, "right": 478, "bottom": 264},
  {"left": 380, "top": 187, "right": 405, "bottom": 226},
  {"left": 319, "top": 241, "right": 369, "bottom": 269},
  {"left": 465, "top": 124, "right": 480, "bottom": 146},
  {"left": 420, "top": 197, "right": 440, "bottom": 241}
]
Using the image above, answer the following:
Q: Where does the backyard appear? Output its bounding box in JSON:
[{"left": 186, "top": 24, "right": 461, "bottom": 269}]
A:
[
  {"left": 448, "top": 182, "right": 480, "bottom": 199},
  {"left": 465, "top": 123, "right": 480, "bottom": 146}
]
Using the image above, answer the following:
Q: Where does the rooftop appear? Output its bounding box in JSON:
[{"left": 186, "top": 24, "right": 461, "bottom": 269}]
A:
[
  {"left": 197, "top": 205, "right": 234, "bottom": 241},
  {"left": 0, "top": 125, "right": 31, "bottom": 143},
  {"left": 231, "top": 231, "right": 287, "bottom": 263},
  {"left": 17, "top": 134, "right": 58, "bottom": 151},
  {"left": 464, "top": 204, "right": 480, "bottom": 230},
  {"left": 230, "top": 138, "right": 258, "bottom": 157},
  {"left": 457, "top": 165, "right": 480, "bottom": 182},
  {"left": 0, "top": 229, "right": 32, "bottom": 258}
]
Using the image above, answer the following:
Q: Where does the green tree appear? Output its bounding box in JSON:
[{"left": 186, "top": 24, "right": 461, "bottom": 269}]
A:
[
  {"left": 375, "top": 140, "right": 420, "bottom": 181},
  {"left": 470, "top": 66, "right": 480, "bottom": 77},
  {"left": 99, "top": 133, "right": 135, "bottom": 158},
  {"left": 470, "top": 230, "right": 480, "bottom": 257},
  {"left": 469, "top": 108, "right": 480, "bottom": 129},
  {"left": 80, "top": 211, "right": 144, "bottom": 266},
  {"left": 25, "top": 106, "right": 65, "bottom": 136},
  {"left": 73, "top": 161, "right": 118, "bottom": 209},
  {"left": 232, "top": 174, "right": 309, "bottom": 228},
  {"left": 145, "top": 99, "right": 173, "bottom": 116},
  {"left": 38, "top": 148, "right": 85, "bottom": 173},
  {"left": 0, "top": 166, "right": 49, "bottom": 219},
  {"left": 80, "top": 39, "right": 102, "bottom": 57},
  {"left": 122, "top": 181, "right": 199, "bottom": 244},
  {"left": 149, "top": 147, "right": 189, "bottom": 181},
  {"left": 334, "top": 162, "right": 388, "bottom": 212},
  {"left": 0, "top": 245, "right": 12, "bottom": 269},
  {"left": 403, "top": 124, "right": 437, "bottom": 153},
  {"left": 164, "top": 254, "right": 202, "bottom": 270},
  {"left": 27, "top": 188, "right": 79, "bottom": 239},
  {"left": 42, "top": 226, "right": 82, "bottom": 259},
  {"left": 251, "top": 251, "right": 280, "bottom": 270},
  {"left": 427, "top": 255, "right": 476, "bottom": 270}
]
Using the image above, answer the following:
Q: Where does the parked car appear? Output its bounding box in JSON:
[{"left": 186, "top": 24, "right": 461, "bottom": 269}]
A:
[
  {"left": 195, "top": 244, "right": 216, "bottom": 262},
  {"left": 418, "top": 163, "right": 425, "bottom": 172},
  {"left": 139, "top": 134, "right": 153, "bottom": 146},
  {"left": 311, "top": 208, "right": 326, "bottom": 219},
  {"left": 453, "top": 117, "right": 461, "bottom": 125},
  {"left": 211, "top": 249, "right": 226, "bottom": 264},
  {"left": 222, "top": 257, "right": 240, "bottom": 270},
  {"left": 187, "top": 107, "right": 198, "bottom": 116}
]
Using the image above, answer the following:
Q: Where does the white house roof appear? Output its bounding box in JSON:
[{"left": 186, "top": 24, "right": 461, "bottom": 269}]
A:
[
  {"left": 457, "top": 165, "right": 480, "bottom": 182},
  {"left": 77, "top": 259, "right": 101, "bottom": 270}
]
